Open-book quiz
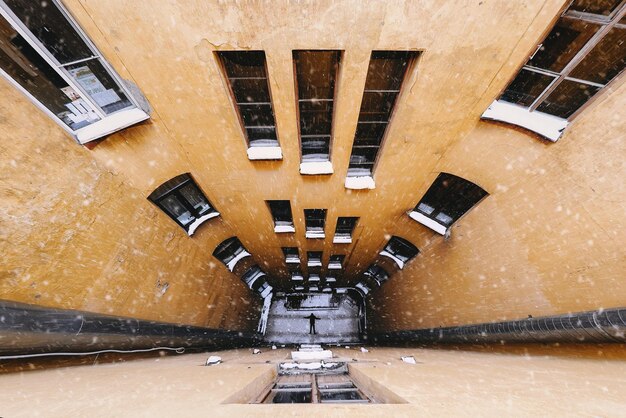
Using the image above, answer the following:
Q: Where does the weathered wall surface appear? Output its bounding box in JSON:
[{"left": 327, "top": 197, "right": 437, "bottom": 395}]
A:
[{"left": 1, "top": 0, "right": 624, "bottom": 332}]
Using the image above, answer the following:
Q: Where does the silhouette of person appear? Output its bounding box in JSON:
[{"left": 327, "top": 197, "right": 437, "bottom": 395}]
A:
[{"left": 306, "top": 313, "right": 320, "bottom": 334}]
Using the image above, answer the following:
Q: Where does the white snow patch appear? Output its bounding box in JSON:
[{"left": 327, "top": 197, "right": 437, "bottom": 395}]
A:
[
  {"left": 344, "top": 175, "right": 375, "bottom": 190},
  {"left": 291, "top": 350, "right": 333, "bottom": 361},
  {"left": 305, "top": 231, "right": 325, "bottom": 239},
  {"left": 299, "top": 161, "right": 334, "bottom": 175},
  {"left": 187, "top": 212, "right": 220, "bottom": 236},
  {"left": 401, "top": 356, "right": 417, "bottom": 364},
  {"left": 333, "top": 235, "right": 352, "bottom": 244},
  {"left": 205, "top": 355, "right": 222, "bottom": 365},
  {"left": 247, "top": 146, "right": 283, "bottom": 160},
  {"left": 408, "top": 211, "right": 447, "bottom": 235},
  {"left": 379, "top": 250, "right": 405, "bottom": 269},
  {"left": 274, "top": 224, "right": 295, "bottom": 233},
  {"left": 226, "top": 250, "right": 251, "bottom": 272}
]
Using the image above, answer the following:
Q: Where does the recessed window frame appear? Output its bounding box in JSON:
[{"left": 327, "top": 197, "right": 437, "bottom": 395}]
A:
[
  {"left": 333, "top": 216, "right": 358, "bottom": 243},
  {"left": 379, "top": 236, "right": 419, "bottom": 269},
  {"left": 267, "top": 200, "right": 295, "bottom": 233},
  {"left": 282, "top": 247, "right": 300, "bottom": 264},
  {"left": 213, "top": 237, "right": 251, "bottom": 272},
  {"left": 328, "top": 254, "right": 345, "bottom": 270},
  {"left": 307, "top": 250, "right": 323, "bottom": 267},
  {"left": 345, "top": 50, "right": 418, "bottom": 190},
  {"left": 216, "top": 50, "right": 282, "bottom": 160},
  {"left": 482, "top": 2, "right": 626, "bottom": 141},
  {"left": 409, "top": 172, "right": 488, "bottom": 235},
  {"left": 364, "top": 264, "right": 389, "bottom": 287},
  {"left": 0, "top": 0, "right": 149, "bottom": 144},
  {"left": 148, "top": 173, "right": 219, "bottom": 236},
  {"left": 293, "top": 49, "right": 342, "bottom": 175},
  {"left": 304, "top": 208, "right": 327, "bottom": 239}
]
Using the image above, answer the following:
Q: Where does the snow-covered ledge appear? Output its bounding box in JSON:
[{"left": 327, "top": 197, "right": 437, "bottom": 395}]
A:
[
  {"left": 274, "top": 224, "right": 295, "bottom": 233},
  {"left": 355, "top": 282, "right": 370, "bottom": 296},
  {"left": 187, "top": 212, "right": 220, "bottom": 236},
  {"left": 481, "top": 100, "right": 568, "bottom": 142},
  {"left": 409, "top": 210, "right": 447, "bottom": 235},
  {"left": 260, "top": 285, "right": 273, "bottom": 299},
  {"left": 291, "top": 275, "right": 304, "bottom": 282},
  {"left": 345, "top": 175, "right": 375, "bottom": 190},
  {"left": 333, "top": 235, "right": 352, "bottom": 244},
  {"left": 285, "top": 256, "right": 300, "bottom": 264},
  {"left": 300, "top": 161, "right": 334, "bottom": 175},
  {"left": 305, "top": 231, "right": 325, "bottom": 239},
  {"left": 307, "top": 260, "right": 322, "bottom": 267},
  {"left": 328, "top": 262, "right": 342, "bottom": 270},
  {"left": 379, "top": 250, "right": 405, "bottom": 269},
  {"left": 76, "top": 108, "right": 149, "bottom": 144},
  {"left": 247, "top": 146, "right": 283, "bottom": 160},
  {"left": 226, "top": 250, "right": 251, "bottom": 272}
]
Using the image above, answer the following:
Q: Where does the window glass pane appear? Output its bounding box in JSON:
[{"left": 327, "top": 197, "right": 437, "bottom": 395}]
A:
[
  {"left": 302, "top": 137, "right": 330, "bottom": 160},
  {"left": 294, "top": 50, "right": 338, "bottom": 100},
  {"left": 569, "top": 27, "right": 626, "bottom": 85},
  {"left": 5, "top": 0, "right": 93, "bottom": 64},
  {"left": 219, "top": 51, "right": 266, "bottom": 78},
  {"left": 305, "top": 209, "right": 326, "bottom": 229},
  {"left": 161, "top": 195, "right": 194, "bottom": 226},
  {"left": 238, "top": 103, "right": 274, "bottom": 127},
  {"left": 536, "top": 79, "right": 600, "bottom": 118},
  {"left": 336, "top": 217, "right": 357, "bottom": 234},
  {"left": 353, "top": 122, "right": 386, "bottom": 146},
  {"left": 268, "top": 200, "right": 292, "bottom": 222},
  {"left": 349, "top": 146, "right": 378, "bottom": 165},
  {"left": 230, "top": 78, "right": 270, "bottom": 103},
  {"left": 299, "top": 100, "right": 332, "bottom": 135},
  {"left": 528, "top": 18, "right": 599, "bottom": 73},
  {"left": 65, "top": 59, "right": 131, "bottom": 114},
  {"left": 0, "top": 15, "right": 99, "bottom": 130},
  {"left": 358, "top": 91, "right": 398, "bottom": 122},
  {"left": 499, "top": 69, "right": 556, "bottom": 107},
  {"left": 364, "top": 51, "right": 413, "bottom": 91},
  {"left": 435, "top": 212, "right": 454, "bottom": 225},
  {"left": 569, "top": 0, "right": 623, "bottom": 16},
  {"left": 179, "top": 183, "right": 211, "bottom": 215},
  {"left": 246, "top": 126, "right": 277, "bottom": 142}
]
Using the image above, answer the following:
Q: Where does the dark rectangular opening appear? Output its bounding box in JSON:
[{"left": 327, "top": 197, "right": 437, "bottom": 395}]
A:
[
  {"left": 304, "top": 208, "right": 327, "bottom": 236},
  {"left": 334, "top": 216, "right": 358, "bottom": 239},
  {"left": 267, "top": 200, "right": 294, "bottom": 231}
]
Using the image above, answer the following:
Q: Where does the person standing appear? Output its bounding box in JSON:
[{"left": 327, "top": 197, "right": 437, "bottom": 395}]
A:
[{"left": 306, "top": 313, "right": 320, "bottom": 334}]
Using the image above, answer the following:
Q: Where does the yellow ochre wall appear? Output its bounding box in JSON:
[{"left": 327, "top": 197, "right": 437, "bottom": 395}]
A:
[{"left": 0, "top": 0, "right": 624, "bottom": 331}]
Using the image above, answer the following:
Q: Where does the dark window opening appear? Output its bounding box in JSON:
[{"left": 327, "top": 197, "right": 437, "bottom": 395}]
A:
[
  {"left": 267, "top": 200, "right": 294, "bottom": 232},
  {"left": 412, "top": 172, "right": 487, "bottom": 231},
  {"left": 329, "top": 254, "right": 345, "bottom": 269},
  {"left": 217, "top": 51, "right": 279, "bottom": 148},
  {"left": 282, "top": 247, "right": 300, "bottom": 264},
  {"left": 148, "top": 173, "right": 218, "bottom": 233},
  {"left": 347, "top": 51, "right": 417, "bottom": 177},
  {"left": 334, "top": 217, "right": 358, "bottom": 241},
  {"left": 304, "top": 208, "right": 327, "bottom": 237},
  {"left": 294, "top": 50, "right": 341, "bottom": 163},
  {"left": 307, "top": 251, "right": 322, "bottom": 266},
  {"left": 381, "top": 236, "right": 419, "bottom": 267},
  {"left": 213, "top": 237, "right": 248, "bottom": 269},
  {"left": 364, "top": 264, "right": 389, "bottom": 287}
]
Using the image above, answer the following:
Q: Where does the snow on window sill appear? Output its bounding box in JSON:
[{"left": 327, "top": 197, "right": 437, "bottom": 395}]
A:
[
  {"left": 328, "top": 262, "right": 342, "bottom": 270},
  {"left": 260, "top": 285, "right": 273, "bottom": 299},
  {"left": 291, "top": 276, "right": 304, "bottom": 282},
  {"left": 333, "top": 235, "right": 352, "bottom": 244},
  {"left": 409, "top": 210, "right": 447, "bottom": 235},
  {"left": 345, "top": 175, "right": 375, "bottom": 190},
  {"left": 307, "top": 261, "right": 322, "bottom": 267},
  {"left": 481, "top": 100, "right": 568, "bottom": 142},
  {"left": 274, "top": 224, "right": 295, "bottom": 233},
  {"left": 299, "top": 160, "right": 333, "bottom": 175},
  {"left": 226, "top": 250, "right": 251, "bottom": 272},
  {"left": 187, "top": 212, "right": 220, "bottom": 236},
  {"left": 305, "top": 231, "right": 325, "bottom": 239},
  {"left": 247, "top": 145, "right": 283, "bottom": 160},
  {"left": 285, "top": 257, "right": 300, "bottom": 264},
  {"left": 76, "top": 108, "right": 149, "bottom": 144},
  {"left": 355, "top": 283, "right": 370, "bottom": 296},
  {"left": 379, "top": 250, "right": 405, "bottom": 269}
]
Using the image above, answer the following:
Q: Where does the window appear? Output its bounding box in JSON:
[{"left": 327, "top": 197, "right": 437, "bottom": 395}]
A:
[
  {"left": 267, "top": 200, "right": 295, "bottom": 233},
  {"left": 345, "top": 51, "right": 417, "bottom": 189},
  {"left": 325, "top": 276, "right": 336, "bottom": 284},
  {"left": 293, "top": 50, "right": 341, "bottom": 175},
  {"left": 364, "top": 264, "right": 389, "bottom": 287},
  {"left": 213, "top": 237, "right": 251, "bottom": 272},
  {"left": 148, "top": 173, "right": 219, "bottom": 235},
  {"left": 308, "top": 274, "right": 321, "bottom": 283},
  {"left": 0, "top": 0, "right": 149, "bottom": 144},
  {"left": 409, "top": 173, "right": 488, "bottom": 235},
  {"left": 242, "top": 265, "right": 272, "bottom": 297},
  {"left": 307, "top": 251, "right": 322, "bottom": 267},
  {"left": 282, "top": 247, "right": 300, "bottom": 264},
  {"left": 379, "top": 236, "right": 419, "bottom": 269},
  {"left": 333, "top": 216, "right": 358, "bottom": 243},
  {"left": 304, "top": 209, "right": 326, "bottom": 238},
  {"left": 217, "top": 50, "right": 282, "bottom": 160},
  {"left": 291, "top": 270, "right": 304, "bottom": 282},
  {"left": 482, "top": 2, "right": 626, "bottom": 141},
  {"left": 328, "top": 254, "right": 345, "bottom": 270}
]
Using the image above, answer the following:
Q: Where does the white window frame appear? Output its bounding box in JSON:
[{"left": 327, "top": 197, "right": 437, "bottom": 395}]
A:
[{"left": 0, "top": 0, "right": 149, "bottom": 144}]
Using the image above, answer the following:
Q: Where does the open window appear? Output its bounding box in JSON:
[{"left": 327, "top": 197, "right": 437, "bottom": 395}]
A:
[
  {"left": 304, "top": 209, "right": 327, "bottom": 239},
  {"left": 307, "top": 251, "right": 322, "bottom": 267},
  {"left": 0, "top": 0, "right": 149, "bottom": 144},
  {"left": 216, "top": 50, "right": 282, "bottom": 160},
  {"left": 293, "top": 50, "right": 341, "bottom": 175},
  {"left": 379, "top": 236, "right": 419, "bottom": 269},
  {"left": 482, "top": 2, "right": 626, "bottom": 141},
  {"left": 345, "top": 51, "right": 417, "bottom": 190},
  {"left": 148, "top": 173, "right": 219, "bottom": 236},
  {"left": 328, "top": 254, "right": 345, "bottom": 270},
  {"left": 364, "top": 264, "right": 389, "bottom": 287},
  {"left": 213, "top": 237, "right": 251, "bottom": 272},
  {"left": 267, "top": 200, "right": 295, "bottom": 233},
  {"left": 409, "top": 173, "right": 488, "bottom": 235},
  {"left": 282, "top": 247, "right": 300, "bottom": 264},
  {"left": 333, "top": 216, "right": 358, "bottom": 243}
]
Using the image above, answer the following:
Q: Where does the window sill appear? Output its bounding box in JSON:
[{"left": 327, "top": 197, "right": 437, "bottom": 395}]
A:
[
  {"left": 345, "top": 175, "right": 375, "bottom": 190},
  {"left": 285, "top": 258, "right": 300, "bottom": 264},
  {"left": 355, "top": 283, "right": 370, "bottom": 296},
  {"left": 76, "top": 108, "right": 150, "bottom": 144},
  {"left": 379, "top": 250, "right": 405, "bottom": 269},
  {"left": 291, "top": 276, "right": 304, "bottom": 282},
  {"left": 481, "top": 100, "right": 568, "bottom": 142},
  {"left": 408, "top": 211, "right": 447, "bottom": 235},
  {"left": 328, "top": 263, "right": 342, "bottom": 270},
  {"left": 325, "top": 278, "right": 336, "bottom": 283},
  {"left": 260, "top": 285, "right": 273, "bottom": 299},
  {"left": 305, "top": 231, "right": 325, "bottom": 239},
  {"left": 307, "top": 261, "right": 322, "bottom": 267},
  {"left": 226, "top": 250, "right": 251, "bottom": 272},
  {"left": 333, "top": 235, "right": 353, "bottom": 244},
  {"left": 187, "top": 212, "right": 220, "bottom": 236},
  {"left": 274, "top": 225, "right": 295, "bottom": 233},
  {"left": 247, "top": 146, "right": 283, "bottom": 160},
  {"left": 300, "top": 161, "right": 334, "bottom": 175}
]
